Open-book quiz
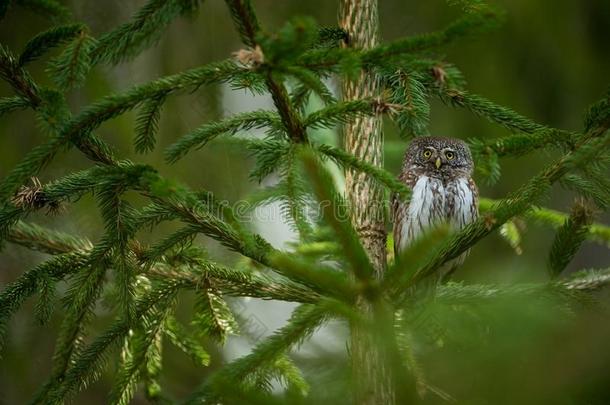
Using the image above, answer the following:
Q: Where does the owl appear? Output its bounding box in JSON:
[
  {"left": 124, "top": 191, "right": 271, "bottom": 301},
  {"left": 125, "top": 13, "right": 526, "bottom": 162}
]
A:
[{"left": 392, "top": 136, "right": 478, "bottom": 280}]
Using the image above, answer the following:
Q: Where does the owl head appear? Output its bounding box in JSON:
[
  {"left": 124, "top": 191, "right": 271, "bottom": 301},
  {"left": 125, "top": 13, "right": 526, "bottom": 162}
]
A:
[{"left": 403, "top": 136, "right": 474, "bottom": 178}]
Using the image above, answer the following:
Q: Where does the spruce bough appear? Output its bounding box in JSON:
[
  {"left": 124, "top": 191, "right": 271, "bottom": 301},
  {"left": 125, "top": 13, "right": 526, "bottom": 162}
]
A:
[{"left": 0, "top": 0, "right": 609, "bottom": 404}]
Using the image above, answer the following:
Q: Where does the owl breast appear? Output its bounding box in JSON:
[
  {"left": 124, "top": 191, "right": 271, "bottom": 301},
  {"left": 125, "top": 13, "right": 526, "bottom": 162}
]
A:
[
  {"left": 445, "top": 177, "right": 478, "bottom": 228},
  {"left": 395, "top": 175, "right": 477, "bottom": 254}
]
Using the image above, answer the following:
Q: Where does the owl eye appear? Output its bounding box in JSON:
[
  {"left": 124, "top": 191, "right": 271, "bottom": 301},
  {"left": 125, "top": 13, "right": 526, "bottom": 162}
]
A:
[
  {"left": 445, "top": 151, "right": 455, "bottom": 160},
  {"left": 423, "top": 150, "right": 432, "bottom": 158}
]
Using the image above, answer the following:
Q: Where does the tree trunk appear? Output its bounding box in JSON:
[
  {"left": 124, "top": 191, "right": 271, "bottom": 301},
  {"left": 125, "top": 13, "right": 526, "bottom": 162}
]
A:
[{"left": 339, "top": 1, "right": 395, "bottom": 403}]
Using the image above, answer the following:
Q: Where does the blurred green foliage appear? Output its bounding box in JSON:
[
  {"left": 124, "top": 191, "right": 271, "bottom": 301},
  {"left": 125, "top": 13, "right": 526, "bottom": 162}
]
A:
[{"left": 0, "top": 0, "right": 609, "bottom": 404}]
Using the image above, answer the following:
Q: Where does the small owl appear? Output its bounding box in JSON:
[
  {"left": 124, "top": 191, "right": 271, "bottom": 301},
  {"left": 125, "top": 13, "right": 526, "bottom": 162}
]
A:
[{"left": 392, "top": 136, "right": 478, "bottom": 280}]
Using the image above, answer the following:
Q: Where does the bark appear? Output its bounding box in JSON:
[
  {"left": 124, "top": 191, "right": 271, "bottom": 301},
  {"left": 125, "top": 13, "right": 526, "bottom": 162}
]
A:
[{"left": 339, "top": 1, "right": 396, "bottom": 403}]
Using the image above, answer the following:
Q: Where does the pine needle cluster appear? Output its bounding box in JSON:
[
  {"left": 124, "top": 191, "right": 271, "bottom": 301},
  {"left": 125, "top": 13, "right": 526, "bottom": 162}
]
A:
[{"left": 0, "top": 0, "right": 609, "bottom": 403}]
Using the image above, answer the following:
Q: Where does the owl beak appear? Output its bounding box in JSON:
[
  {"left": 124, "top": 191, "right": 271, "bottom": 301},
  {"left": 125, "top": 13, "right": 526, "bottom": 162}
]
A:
[{"left": 435, "top": 157, "right": 442, "bottom": 169}]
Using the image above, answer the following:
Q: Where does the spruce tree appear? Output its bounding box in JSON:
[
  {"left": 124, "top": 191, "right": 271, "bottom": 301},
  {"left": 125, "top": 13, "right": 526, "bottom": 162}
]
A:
[{"left": 0, "top": 0, "right": 609, "bottom": 404}]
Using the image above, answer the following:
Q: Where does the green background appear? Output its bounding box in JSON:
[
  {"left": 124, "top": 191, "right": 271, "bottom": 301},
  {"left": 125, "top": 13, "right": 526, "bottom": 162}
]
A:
[{"left": 1, "top": 0, "right": 609, "bottom": 403}]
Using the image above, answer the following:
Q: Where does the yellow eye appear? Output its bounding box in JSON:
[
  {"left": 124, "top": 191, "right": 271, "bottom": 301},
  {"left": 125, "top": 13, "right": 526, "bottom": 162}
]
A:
[
  {"left": 445, "top": 151, "right": 455, "bottom": 160},
  {"left": 423, "top": 150, "right": 432, "bottom": 158}
]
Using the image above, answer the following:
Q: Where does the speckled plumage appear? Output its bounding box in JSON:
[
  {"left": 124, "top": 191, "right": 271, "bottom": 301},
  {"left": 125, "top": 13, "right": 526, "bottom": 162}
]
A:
[{"left": 392, "top": 136, "right": 479, "bottom": 279}]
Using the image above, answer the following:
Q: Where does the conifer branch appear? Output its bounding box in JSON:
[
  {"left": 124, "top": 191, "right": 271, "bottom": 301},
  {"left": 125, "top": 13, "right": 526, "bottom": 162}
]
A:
[
  {"left": 148, "top": 195, "right": 274, "bottom": 265},
  {"left": 315, "top": 26, "right": 348, "bottom": 48},
  {"left": 134, "top": 92, "right": 167, "bottom": 154},
  {"left": 0, "top": 252, "right": 90, "bottom": 353},
  {"left": 0, "top": 45, "right": 42, "bottom": 106},
  {"left": 91, "top": 0, "right": 201, "bottom": 66},
  {"left": 7, "top": 220, "right": 92, "bottom": 254},
  {"left": 18, "top": 23, "right": 86, "bottom": 66},
  {"left": 0, "top": 103, "right": 115, "bottom": 200},
  {"left": 265, "top": 72, "right": 308, "bottom": 143},
  {"left": 146, "top": 190, "right": 340, "bottom": 301},
  {"left": 137, "top": 175, "right": 339, "bottom": 297},
  {"left": 548, "top": 200, "right": 593, "bottom": 277},
  {"left": 247, "top": 138, "right": 291, "bottom": 181},
  {"left": 165, "top": 110, "right": 282, "bottom": 162},
  {"left": 562, "top": 268, "right": 610, "bottom": 291},
  {"left": 139, "top": 225, "right": 199, "bottom": 265},
  {"left": 560, "top": 173, "right": 610, "bottom": 210},
  {"left": 362, "top": 8, "right": 502, "bottom": 64},
  {"left": 435, "top": 268, "right": 610, "bottom": 304},
  {"left": 225, "top": 0, "right": 308, "bottom": 143},
  {"left": 224, "top": 0, "right": 260, "bottom": 48},
  {"left": 164, "top": 315, "right": 210, "bottom": 366},
  {"left": 109, "top": 294, "right": 174, "bottom": 405},
  {"left": 47, "top": 29, "right": 96, "bottom": 90},
  {"left": 5, "top": 220, "right": 320, "bottom": 310},
  {"left": 479, "top": 198, "right": 610, "bottom": 246},
  {"left": 470, "top": 126, "right": 576, "bottom": 158},
  {"left": 41, "top": 280, "right": 181, "bottom": 403},
  {"left": 34, "top": 271, "right": 56, "bottom": 325},
  {"left": 282, "top": 151, "right": 315, "bottom": 238},
  {"left": 300, "top": 149, "right": 376, "bottom": 287},
  {"left": 41, "top": 265, "right": 107, "bottom": 402},
  {"left": 303, "top": 98, "right": 385, "bottom": 129},
  {"left": 99, "top": 189, "right": 139, "bottom": 321},
  {"left": 0, "top": 95, "right": 31, "bottom": 117},
  {"left": 446, "top": 0, "right": 491, "bottom": 13},
  {"left": 193, "top": 282, "right": 239, "bottom": 343},
  {"left": 268, "top": 252, "right": 356, "bottom": 301},
  {"left": 440, "top": 89, "right": 549, "bottom": 134},
  {"left": 421, "top": 67, "right": 579, "bottom": 153},
  {"left": 383, "top": 69, "right": 430, "bottom": 138},
  {"left": 298, "top": 8, "right": 501, "bottom": 72},
  {"left": 385, "top": 226, "right": 451, "bottom": 296},
  {"left": 0, "top": 60, "right": 248, "bottom": 200},
  {"left": 0, "top": 136, "right": 65, "bottom": 200},
  {"left": 316, "top": 143, "right": 411, "bottom": 198},
  {"left": 0, "top": 57, "right": 113, "bottom": 196},
  {"left": 1, "top": 1, "right": 608, "bottom": 402},
  {"left": 149, "top": 261, "right": 322, "bottom": 304},
  {"left": 184, "top": 303, "right": 327, "bottom": 404},
  {"left": 67, "top": 60, "right": 241, "bottom": 139},
  {"left": 0, "top": 162, "right": 155, "bottom": 239},
  {"left": 285, "top": 66, "right": 336, "bottom": 106},
  {"left": 137, "top": 177, "right": 278, "bottom": 265},
  {"left": 584, "top": 88, "right": 610, "bottom": 135}
]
